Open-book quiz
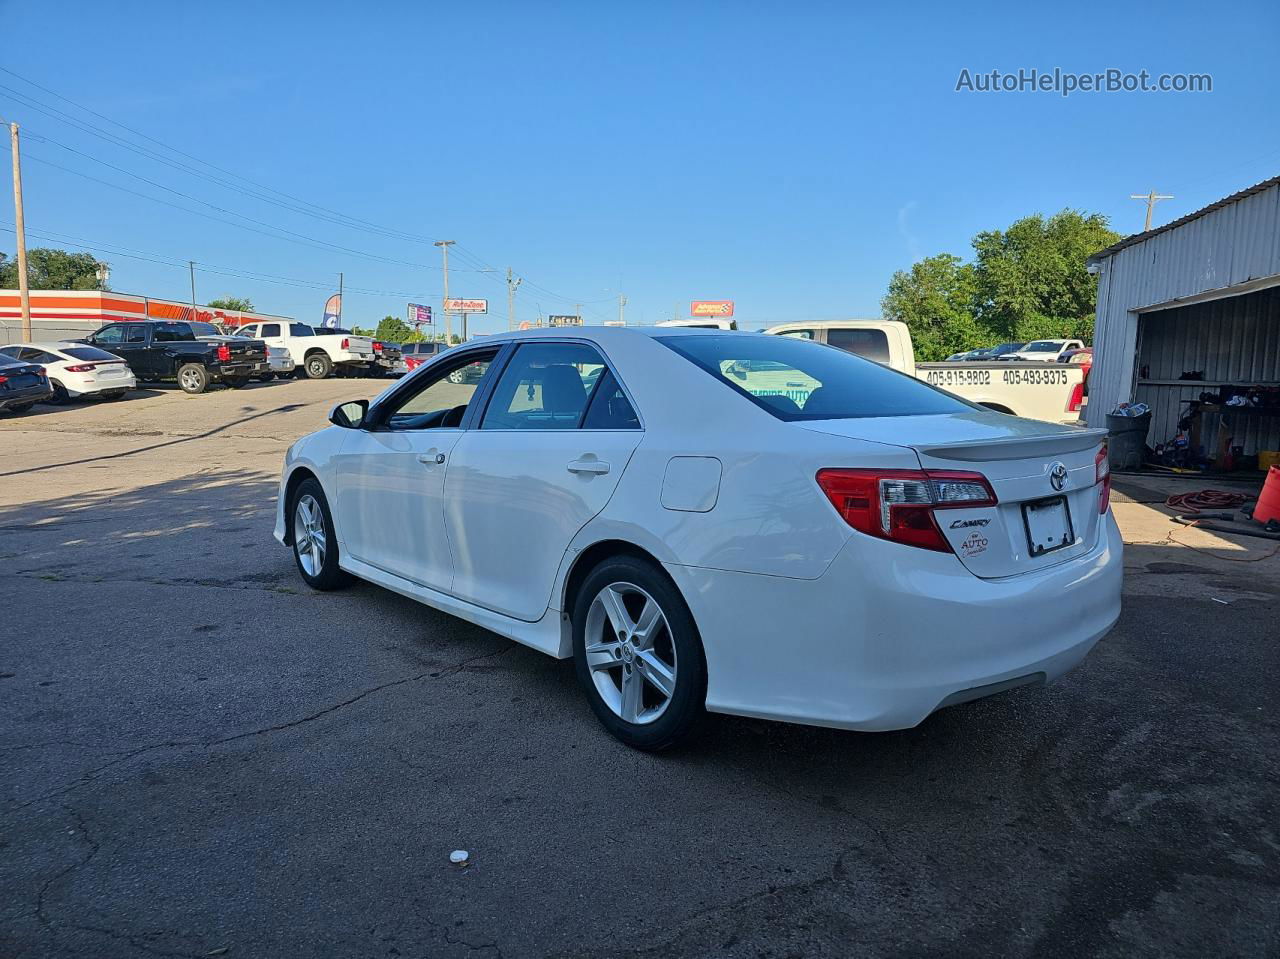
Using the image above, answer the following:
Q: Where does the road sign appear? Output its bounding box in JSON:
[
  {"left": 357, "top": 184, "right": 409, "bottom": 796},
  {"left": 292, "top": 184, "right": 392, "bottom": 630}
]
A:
[
  {"left": 691, "top": 300, "right": 734, "bottom": 317},
  {"left": 408, "top": 303, "right": 433, "bottom": 326},
  {"left": 444, "top": 298, "right": 488, "bottom": 314}
]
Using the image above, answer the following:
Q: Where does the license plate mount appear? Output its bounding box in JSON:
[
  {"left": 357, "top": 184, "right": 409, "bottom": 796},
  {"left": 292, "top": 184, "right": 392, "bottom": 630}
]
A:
[{"left": 1022, "top": 495, "right": 1075, "bottom": 557}]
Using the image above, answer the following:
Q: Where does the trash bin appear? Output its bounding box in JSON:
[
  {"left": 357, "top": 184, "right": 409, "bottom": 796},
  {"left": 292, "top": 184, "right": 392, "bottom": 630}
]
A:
[{"left": 1106, "top": 412, "right": 1151, "bottom": 471}]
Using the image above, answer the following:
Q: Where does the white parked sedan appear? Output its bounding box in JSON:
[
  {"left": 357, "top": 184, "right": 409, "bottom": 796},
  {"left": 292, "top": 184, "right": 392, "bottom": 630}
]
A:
[
  {"left": 275, "top": 328, "right": 1122, "bottom": 749},
  {"left": 0, "top": 341, "right": 136, "bottom": 402}
]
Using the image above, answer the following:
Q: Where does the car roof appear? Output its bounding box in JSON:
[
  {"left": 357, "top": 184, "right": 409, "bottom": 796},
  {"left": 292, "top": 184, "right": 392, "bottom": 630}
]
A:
[{"left": 3, "top": 341, "right": 88, "bottom": 354}]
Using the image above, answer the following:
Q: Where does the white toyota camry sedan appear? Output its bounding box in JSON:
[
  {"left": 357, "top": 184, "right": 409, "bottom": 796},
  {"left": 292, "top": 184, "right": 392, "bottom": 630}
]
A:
[{"left": 275, "top": 327, "right": 1122, "bottom": 750}]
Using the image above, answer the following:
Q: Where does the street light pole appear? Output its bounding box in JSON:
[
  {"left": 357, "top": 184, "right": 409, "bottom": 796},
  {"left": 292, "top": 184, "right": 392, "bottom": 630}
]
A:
[
  {"left": 434, "top": 240, "right": 455, "bottom": 343},
  {"left": 9, "top": 123, "right": 31, "bottom": 341},
  {"left": 188, "top": 261, "right": 197, "bottom": 318}
]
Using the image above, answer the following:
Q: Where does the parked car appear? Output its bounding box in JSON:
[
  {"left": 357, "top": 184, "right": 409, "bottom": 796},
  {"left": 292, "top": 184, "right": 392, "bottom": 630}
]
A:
[
  {"left": 0, "top": 353, "right": 54, "bottom": 413},
  {"left": 232, "top": 321, "right": 374, "bottom": 379},
  {"left": 371, "top": 340, "right": 403, "bottom": 377},
  {"left": 0, "top": 342, "right": 136, "bottom": 402},
  {"left": 275, "top": 327, "right": 1121, "bottom": 750},
  {"left": 986, "top": 341, "right": 1026, "bottom": 359},
  {"left": 254, "top": 345, "right": 297, "bottom": 382},
  {"left": 764, "top": 321, "right": 1087, "bottom": 424},
  {"left": 81, "top": 321, "right": 269, "bottom": 394},
  {"left": 400, "top": 341, "right": 449, "bottom": 374},
  {"left": 1001, "top": 339, "right": 1085, "bottom": 362}
]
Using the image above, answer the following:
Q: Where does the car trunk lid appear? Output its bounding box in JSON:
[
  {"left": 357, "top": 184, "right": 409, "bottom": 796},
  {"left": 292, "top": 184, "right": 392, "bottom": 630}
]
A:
[{"left": 798, "top": 412, "right": 1108, "bottom": 578}]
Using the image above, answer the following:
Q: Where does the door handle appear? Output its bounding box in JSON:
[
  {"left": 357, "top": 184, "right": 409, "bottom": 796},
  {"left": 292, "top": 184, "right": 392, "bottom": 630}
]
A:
[
  {"left": 417, "top": 451, "right": 447, "bottom": 465},
  {"left": 567, "top": 458, "right": 610, "bottom": 475}
]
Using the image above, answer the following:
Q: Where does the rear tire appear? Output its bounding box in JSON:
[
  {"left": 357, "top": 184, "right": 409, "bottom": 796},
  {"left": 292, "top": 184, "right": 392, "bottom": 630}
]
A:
[
  {"left": 289, "top": 478, "right": 351, "bottom": 591},
  {"left": 178, "top": 363, "right": 210, "bottom": 394},
  {"left": 47, "top": 381, "right": 70, "bottom": 404},
  {"left": 572, "top": 556, "right": 706, "bottom": 751},
  {"left": 304, "top": 353, "right": 332, "bottom": 379}
]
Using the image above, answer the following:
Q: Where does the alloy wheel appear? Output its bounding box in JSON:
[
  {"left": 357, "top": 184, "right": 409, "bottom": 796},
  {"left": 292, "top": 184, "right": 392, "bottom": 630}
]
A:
[
  {"left": 180, "top": 368, "right": 202, "bottom": 391},
  {"left": 293, "top": 494, "right": 327, "bottom": 577},
  {"left": 584, "top": 582, "right": 677, "bottom": 724}
]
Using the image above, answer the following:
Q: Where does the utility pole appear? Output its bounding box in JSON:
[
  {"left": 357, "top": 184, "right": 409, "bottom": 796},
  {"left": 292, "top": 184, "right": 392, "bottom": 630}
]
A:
[
  {"left": 574, "top": 303, "right": 581, "bottom": 326},
  {"left": 506, "top": 267, "right": 521, "bottom": 331},
  {"left": 9, "top": 123, "right": 31, "bottom": 341},
  {"left": 618, "top": 293, "right": 627, "bottom": 326},
  {"left": 188, "top": 261, "right": 197, "bottom": 317},
  {"left": 337, "top": 272, "right": 344, "bottom": 328},
  {"left": 1130, "top": 189, "right": 1174, "bottom": 232},
  {"left": 434, "top": 240, "right": 455, "bottom": 343}
]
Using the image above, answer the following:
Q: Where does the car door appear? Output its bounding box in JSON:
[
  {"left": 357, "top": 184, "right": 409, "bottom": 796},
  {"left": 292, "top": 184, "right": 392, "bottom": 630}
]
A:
[
  {"left": 443, "top": 340, "right": 644, "bottom": 622},
  {"left": 331, "top": 347, "right": 501, "bottom": 591},
  {"left": 90, "top": 323, "right": 153, "bottom": 377}
]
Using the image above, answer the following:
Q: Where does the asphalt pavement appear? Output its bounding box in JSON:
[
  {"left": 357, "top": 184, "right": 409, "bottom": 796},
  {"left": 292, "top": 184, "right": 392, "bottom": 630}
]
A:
[{"left": 2, "top": 378, "right": 1277, "bottom": 958}]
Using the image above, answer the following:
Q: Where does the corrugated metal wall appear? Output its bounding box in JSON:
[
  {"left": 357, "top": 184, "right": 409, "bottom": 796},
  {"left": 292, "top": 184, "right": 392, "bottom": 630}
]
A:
[
  {"left": 1086, "top": 181, "right": 1280, "bottom": 428},
  {"left": 1134, "top": 287, "right": 1280, "bottom": 452}
]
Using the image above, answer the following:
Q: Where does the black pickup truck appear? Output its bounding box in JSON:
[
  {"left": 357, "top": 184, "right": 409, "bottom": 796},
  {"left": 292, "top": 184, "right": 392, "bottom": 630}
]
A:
[{"left": 83, "top": 320, "right": 269, "bottom": 394}]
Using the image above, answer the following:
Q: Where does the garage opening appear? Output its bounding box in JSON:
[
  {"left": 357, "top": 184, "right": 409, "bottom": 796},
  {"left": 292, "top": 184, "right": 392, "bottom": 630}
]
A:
[{"left": 1134, "top": 285, "right": 1280, "bottom": 469}]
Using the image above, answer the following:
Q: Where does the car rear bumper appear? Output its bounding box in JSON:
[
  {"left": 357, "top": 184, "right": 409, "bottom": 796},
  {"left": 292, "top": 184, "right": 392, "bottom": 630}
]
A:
[
  {"left": 211, "top": 361, "right": 266, "bottom": 379},
  {"left": 268, "top": 357, "right": 296, "bottom": 373},
  {"left": 667, "top": 511, "right": 1123, "bottom": 732},
  {"left": 64, "top": 371, "right": 136, "bottom": 396},
  {"left": 0, "top": 382, "right": 54, "bottom": 409}
]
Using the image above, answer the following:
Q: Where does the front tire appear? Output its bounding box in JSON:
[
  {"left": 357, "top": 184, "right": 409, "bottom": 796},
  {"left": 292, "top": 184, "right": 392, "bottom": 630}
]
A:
[
  {"left": 289, "top": 478, "right": 350, "bottom": 591},
  {"left": 177, "top": 363, "right": 210, "bottom": 394},
  {"left": 572, "top": 556, "right": 706, "bottom": 751},
  {"left": 304, "top": 353, "right": 332, "bottom": 379}
]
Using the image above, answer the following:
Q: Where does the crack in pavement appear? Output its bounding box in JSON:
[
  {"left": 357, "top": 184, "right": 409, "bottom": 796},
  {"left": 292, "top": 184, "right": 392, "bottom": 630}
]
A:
[{"left": 13, "top": 645, "right": 515, "bottom": 811}]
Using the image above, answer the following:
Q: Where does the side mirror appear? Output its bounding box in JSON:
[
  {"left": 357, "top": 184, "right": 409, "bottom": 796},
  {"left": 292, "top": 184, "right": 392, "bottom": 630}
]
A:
[{"left": 329, "top": 399, "right": 369, "bottom": 429}]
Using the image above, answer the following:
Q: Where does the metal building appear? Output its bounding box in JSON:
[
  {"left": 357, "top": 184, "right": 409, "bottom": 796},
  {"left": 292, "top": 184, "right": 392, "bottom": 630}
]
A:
[{"left": 1085, "top": 176, "right": 1280, "bottom": 460}]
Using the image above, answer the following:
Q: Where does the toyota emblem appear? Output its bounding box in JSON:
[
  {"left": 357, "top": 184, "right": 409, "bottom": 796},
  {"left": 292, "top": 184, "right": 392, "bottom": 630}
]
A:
[{"left": 1049, "top": 462, "right": 1068, "bottom": 492}]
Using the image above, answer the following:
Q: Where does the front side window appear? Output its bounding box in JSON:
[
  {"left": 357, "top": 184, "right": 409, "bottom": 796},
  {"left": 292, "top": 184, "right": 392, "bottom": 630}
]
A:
[
  {"left": 480, "top": 342, "right": 606, "bottom": 430},
  {"left": 660, "top": 334, "right": 974, "bottom": 421},
  {"left": 380, "top": 350, "right": 497, "bottom": 430},
  {"left": 826, "top": 328, "right": 890, "bottom": 364},
  {"left": 0, "top": 346, "right": 18, "bottom": 359},
  {"left": 93, "top": 324, "right": 125, "bottom": 344}
]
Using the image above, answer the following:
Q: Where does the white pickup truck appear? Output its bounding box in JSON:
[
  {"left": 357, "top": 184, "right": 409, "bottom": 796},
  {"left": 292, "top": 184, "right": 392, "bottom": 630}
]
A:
[
  {"left": 763, "top": 320, "right": 1086, "bottom": 425},
  {"left": 232, "top": 320, "right": 374, "bottom": 379}
]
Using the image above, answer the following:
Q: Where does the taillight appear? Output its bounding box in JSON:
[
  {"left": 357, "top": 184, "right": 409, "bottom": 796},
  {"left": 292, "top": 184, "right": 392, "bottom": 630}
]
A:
[
  {"left": 1095, "top": 443, "right": 1111, "bottom": 513},
  {"left": 341, "top": 338, "right": 350, "bottom": 349},
  {"left": 373, "top": 341, "right": 382, "bottom": 352},
  {"left": 0, "top": 375, "right": 7, "bottom": 384},
  {"left": 816, "top": 469, "right": 997, "bottom": 553},
  {"left": 64, "top": 364, "right": 96, "bottom": 372},
  {"left": 216, "top": 344, "right": 231, "bottom": 362},
  {"left": 1066, "top": 382, "right": 1084, "bottom": 412}
]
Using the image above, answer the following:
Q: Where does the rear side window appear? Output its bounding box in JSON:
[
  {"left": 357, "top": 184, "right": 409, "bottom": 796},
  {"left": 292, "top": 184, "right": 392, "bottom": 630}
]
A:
[
  {"left": 659, "top": 334, "right": 973, "bottom": 420},
  {"left": 826, "top": 328, "right": 890, "bottom": 364},
  {"left": 582, "top": 369, "right": 640, "bottom": 429},
  {"left": 153, "top": 323, "right": 193, "bottom": 342},
  {"left": 481, "top": 342, "right": 606, "bottom": 430},
  {"left": 289, "top": 324, "right": 314, "bottom": 337},
  {"left": 125, "top": 325, "right": 147, "bottom": 343},
  {"left": 258, "top": 323, "right": 279, "bottom": 337},
  {"left": 61, "top": 346, "right": 118, "bottom": 361}
]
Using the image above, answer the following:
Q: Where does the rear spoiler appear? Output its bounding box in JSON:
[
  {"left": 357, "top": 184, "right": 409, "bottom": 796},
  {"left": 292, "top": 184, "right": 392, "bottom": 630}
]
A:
[{"left": 913, "top": 427, "right": 1108, "bottom": 463}]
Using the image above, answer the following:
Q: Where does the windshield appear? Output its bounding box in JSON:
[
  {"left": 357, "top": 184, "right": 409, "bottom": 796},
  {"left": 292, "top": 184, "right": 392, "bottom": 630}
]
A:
[{"left": 659, "top": 334, "right": 974, "bottom": 420}]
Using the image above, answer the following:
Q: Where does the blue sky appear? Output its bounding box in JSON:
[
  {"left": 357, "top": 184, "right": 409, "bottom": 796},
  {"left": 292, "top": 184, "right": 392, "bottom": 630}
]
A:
[{"left": 2, "top": 0, "right": 1278, "bottom": 333}]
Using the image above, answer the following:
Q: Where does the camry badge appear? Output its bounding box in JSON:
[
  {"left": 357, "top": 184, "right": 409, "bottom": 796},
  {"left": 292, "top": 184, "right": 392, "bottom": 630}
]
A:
[{"left": 1049, "top": 462, "right": 1068, "bottom": 492}]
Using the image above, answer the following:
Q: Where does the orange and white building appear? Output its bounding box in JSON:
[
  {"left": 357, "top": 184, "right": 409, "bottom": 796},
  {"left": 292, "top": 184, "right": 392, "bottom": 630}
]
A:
[{"left": 0, "top": 289, "right": 291, "bottom": 344}]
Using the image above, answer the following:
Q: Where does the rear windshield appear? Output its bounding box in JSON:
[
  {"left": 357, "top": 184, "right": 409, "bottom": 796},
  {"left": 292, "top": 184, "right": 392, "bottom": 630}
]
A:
[
  {"left": 1024, "top": 341, "right": 1062, "bottom": 351},
  {"left": 190, "top": 322, "right": 221, "bottom": 337},
  {"left": 658, "top": 334, "right": 974, "bottom": 420},
  {"left": 60, "top": 346, "right": 118, "bottom": 361}
]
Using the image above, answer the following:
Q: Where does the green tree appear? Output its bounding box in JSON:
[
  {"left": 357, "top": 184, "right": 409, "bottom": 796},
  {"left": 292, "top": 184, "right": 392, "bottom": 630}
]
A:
[
  {"left": 207, "top": 296, "right": 255, "bottom": 311},
  {"left": 882, "top": 253, "right": 981, "bottom": 361},
  {"left": 971, "top": 211, "right": 1119, "bottom": 343},
  {"left": 881, "top": 210, "right": 1120, "bottom": 360},
  {"left": 0, "top": 248, "right": 107, "bottom": 290},
  {"left": 373, "top": 315, "right": 414, "bottom": 343}
]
